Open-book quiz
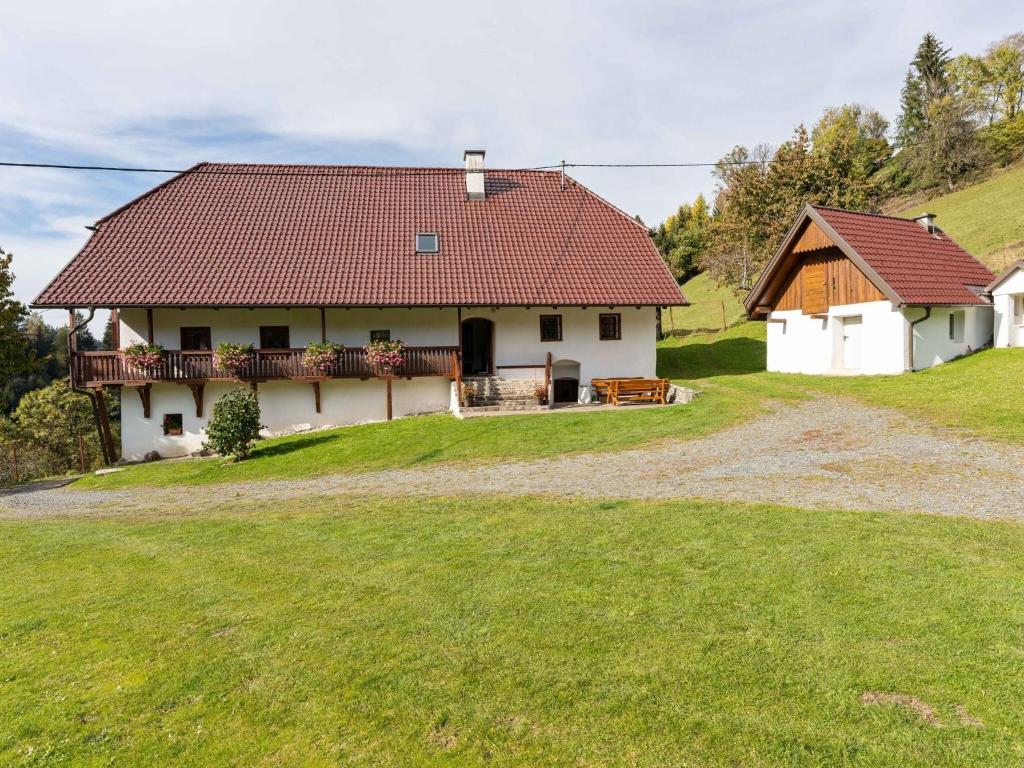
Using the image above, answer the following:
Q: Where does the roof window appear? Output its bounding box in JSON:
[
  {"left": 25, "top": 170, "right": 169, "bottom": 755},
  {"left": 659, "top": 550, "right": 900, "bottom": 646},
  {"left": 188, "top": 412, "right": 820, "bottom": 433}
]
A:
[{"left": 415, "top": 232, "right": 440, "bottom": 253}]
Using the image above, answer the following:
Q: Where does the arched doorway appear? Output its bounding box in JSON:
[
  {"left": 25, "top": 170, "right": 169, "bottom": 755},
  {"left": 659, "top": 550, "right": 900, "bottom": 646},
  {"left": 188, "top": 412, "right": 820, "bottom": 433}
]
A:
[
  {"left": 551, "top": 359, "right": 581, "bottom": 403},
  {"left": 461, "top": 318, "right": 494, "bottom": 375}
]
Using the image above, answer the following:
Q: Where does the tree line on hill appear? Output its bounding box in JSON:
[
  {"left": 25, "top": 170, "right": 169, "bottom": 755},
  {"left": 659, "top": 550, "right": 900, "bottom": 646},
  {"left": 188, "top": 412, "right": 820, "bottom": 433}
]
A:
[
  {"left": 0, "top": 246, "right": 117, "bottom": 484},
  {"left": 653, "top": 31, "right": 1024, "bottom": 290}
]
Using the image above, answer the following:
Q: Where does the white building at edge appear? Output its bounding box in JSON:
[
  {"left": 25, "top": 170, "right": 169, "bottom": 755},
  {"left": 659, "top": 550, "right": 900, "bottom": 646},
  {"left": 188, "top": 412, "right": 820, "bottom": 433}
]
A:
[
  {"left": 32, "top": 151, "right": 686, "bottom": 461},
  {"left": 744, "top": 204, "right": 997, "bottom": 376},
  {"left": 988, "top": 261, "right": 1024, "bottom": 348}
]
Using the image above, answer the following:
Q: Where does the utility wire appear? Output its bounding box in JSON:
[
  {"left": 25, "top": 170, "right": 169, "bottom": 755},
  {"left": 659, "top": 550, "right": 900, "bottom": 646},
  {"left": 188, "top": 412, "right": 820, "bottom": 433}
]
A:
[
  {"left": 0, "top": 161, "right": 561, "bottom": 177},
  {"left": 0, "top": 137, "right": 931, "bottom": 176}
]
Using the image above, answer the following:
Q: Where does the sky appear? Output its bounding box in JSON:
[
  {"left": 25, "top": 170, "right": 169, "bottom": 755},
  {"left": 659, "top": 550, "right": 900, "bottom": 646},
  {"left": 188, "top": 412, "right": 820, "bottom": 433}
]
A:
[{"left": 2, "top": 0, "right": 1023, "bottom": 333}]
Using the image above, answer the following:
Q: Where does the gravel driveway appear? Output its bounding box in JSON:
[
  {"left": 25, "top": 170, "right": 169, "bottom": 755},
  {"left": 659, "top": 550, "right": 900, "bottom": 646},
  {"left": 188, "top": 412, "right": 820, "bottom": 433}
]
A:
[{"left": 4, "top": 395, "right": 1024, "bottom": 520}]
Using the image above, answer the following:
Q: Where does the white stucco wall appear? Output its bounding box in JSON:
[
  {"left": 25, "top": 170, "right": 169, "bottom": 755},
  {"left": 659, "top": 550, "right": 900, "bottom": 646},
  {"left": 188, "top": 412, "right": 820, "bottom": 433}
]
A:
[
  {"left": 116, "top": 305, "right": 658, "bottom": 459},
  {"left": 991, "top": 267, "right": 1024, "bottom": 348},
  {"left": 907, "top": 305, "right": 993, "bottom": 369},
  {"left": 461, "top": 306, "right": 657, "bottom": 384},
  {"left": 766, "top": 300, "right": 906, "bottom": 375},
  {"left": 766, "top": 300, "right": 994, "bottom": 376}
]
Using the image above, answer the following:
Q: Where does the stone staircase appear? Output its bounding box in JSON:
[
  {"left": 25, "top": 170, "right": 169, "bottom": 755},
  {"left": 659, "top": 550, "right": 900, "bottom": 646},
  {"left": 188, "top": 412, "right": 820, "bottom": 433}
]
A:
[{"left": 461, "top": 375, "right": 544, "bottom": 412}]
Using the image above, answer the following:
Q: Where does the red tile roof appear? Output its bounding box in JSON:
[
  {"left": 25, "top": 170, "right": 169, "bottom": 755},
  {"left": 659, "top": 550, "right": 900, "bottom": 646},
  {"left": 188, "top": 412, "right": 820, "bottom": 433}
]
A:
[
  {"left": 33, "top": 163, "right": 685, "bottom": 308},
  {"left": 813, "top": 206, "right": 995, "bottom": 305}
]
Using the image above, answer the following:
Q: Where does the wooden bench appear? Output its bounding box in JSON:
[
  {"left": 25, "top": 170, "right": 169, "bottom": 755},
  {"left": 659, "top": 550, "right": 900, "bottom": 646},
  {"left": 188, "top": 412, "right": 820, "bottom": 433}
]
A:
[
  {"left": 591, "top": 377, "right": 642, "bottom": 404},
  {"left": 605, "top": 378, "right": 669, "bottom": 406}
]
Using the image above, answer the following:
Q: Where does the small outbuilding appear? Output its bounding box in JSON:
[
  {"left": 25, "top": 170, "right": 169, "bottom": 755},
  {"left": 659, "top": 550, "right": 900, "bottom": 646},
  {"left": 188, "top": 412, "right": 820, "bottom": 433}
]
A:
[
  {"left": 744, "top": 205, "right": 996, "bottom": 375},
  {"left": 987, "top": 261, "right": 1024, "bottom": 348}
]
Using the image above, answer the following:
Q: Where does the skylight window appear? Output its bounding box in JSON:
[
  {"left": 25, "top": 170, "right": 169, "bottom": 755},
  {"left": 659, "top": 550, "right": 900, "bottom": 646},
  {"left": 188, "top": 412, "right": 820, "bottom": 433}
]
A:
[{"left": 415, "top": 232, "right": 440, "bottom": 253}]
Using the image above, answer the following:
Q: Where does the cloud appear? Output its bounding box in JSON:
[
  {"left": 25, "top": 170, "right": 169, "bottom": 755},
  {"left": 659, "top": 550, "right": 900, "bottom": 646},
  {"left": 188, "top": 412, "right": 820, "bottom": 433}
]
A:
[{"left": 1, "top": 0, "right": 1022, "bottom": 308}]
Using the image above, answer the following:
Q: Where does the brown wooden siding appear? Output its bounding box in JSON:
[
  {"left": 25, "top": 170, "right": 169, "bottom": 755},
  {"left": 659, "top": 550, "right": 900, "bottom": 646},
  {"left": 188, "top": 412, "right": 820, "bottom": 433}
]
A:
[
  {"left": 773, "top": 247, "right": 886, "bottom": 313},
  {"left": 791, "top": 220, "right": 833, "bottom": 254}
]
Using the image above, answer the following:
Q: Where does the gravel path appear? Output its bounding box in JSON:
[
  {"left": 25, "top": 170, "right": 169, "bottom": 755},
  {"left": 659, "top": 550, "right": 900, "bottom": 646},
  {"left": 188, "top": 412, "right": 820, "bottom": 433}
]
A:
[{"left": 4, "top": 395, "right": 1024, "bottom": 520}]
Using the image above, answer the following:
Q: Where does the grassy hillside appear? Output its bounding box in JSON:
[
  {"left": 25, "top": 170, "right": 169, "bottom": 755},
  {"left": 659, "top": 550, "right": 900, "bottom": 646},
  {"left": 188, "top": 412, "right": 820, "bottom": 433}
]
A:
[
  {"left": 890, "top": 162, "right": 1024, "bottom": 271},
  {"left": 663, "top": 272, "right": 747, "bottom": 334}
]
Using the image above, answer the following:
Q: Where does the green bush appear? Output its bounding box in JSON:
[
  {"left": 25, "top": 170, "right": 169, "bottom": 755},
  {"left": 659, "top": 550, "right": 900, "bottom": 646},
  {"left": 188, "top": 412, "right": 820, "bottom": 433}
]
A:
[
  {"left": 981, "top": 115, "right": 1024, "bottom": 165},
  {"left": 203, "top": 389, "right": 264, "bottom": 460}
]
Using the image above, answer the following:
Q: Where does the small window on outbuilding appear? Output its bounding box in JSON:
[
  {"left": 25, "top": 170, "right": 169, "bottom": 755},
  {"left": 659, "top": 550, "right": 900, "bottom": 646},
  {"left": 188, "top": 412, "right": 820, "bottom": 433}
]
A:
[
  {"left": 415, "top": 232, "right": 440, "bottom": 253},
  {"left": 162, "top": 413, "right": 183, "bottom": 436},
  {"left": 949, "top": 311, "right": 965, "bottom": 343},
  {"left": 370, "top": 329, "right": 391, "bottom": 342},
  {"left": 599, "top": 313, "right": 621, "bottom": 341},
  {"left": 539, "top": 315, "right": 562, "bottom": 342}
]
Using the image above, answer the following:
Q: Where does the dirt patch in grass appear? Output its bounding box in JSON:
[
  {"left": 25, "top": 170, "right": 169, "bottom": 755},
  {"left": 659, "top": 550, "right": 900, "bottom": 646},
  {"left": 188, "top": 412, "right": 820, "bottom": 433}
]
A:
[
  {"left": 860, "top": 692, "right": 941, "bottom": 726},
  {"left": 427, "top": 719, "right": 459, "bottom": 751},
  {"left": 956, "top": 704, "right": 985, "bottom": 728}
]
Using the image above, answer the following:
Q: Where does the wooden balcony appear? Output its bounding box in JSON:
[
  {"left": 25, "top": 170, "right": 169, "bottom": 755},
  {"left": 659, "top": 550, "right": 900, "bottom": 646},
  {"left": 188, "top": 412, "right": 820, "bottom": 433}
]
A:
[{"left": 71, "top": 346, "right": 461, "bottom": 388}]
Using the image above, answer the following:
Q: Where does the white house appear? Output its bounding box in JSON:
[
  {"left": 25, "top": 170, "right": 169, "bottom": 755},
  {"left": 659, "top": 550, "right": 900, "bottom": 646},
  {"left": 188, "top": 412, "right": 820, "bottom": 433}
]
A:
[
  {"left": 987, "top": 261, "right": 1024, "bottom": 348},
  {"left": 744, "top": 205, "right": 996, "bottom": 375},
  {"left": 33, "top": 151, "right": 686, "bottom": 461}
]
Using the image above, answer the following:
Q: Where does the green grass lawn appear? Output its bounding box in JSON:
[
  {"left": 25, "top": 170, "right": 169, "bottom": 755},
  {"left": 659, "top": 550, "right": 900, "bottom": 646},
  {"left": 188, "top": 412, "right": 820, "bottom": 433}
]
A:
[
  {"left": 891, "top": 161, "right": 1024, "bottom": 271},
  {"left": 663, "top": 271, "right": 748, "bottom": 335},
  {"left": 4, "top": 495, "right": 1024, "bottom": 766}
]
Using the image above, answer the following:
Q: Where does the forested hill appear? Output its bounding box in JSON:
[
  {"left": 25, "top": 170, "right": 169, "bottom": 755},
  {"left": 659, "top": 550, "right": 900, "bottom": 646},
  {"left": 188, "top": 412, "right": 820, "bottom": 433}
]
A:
[{"left": 653, "top": 31, "right": 1024, "bottom": 291}]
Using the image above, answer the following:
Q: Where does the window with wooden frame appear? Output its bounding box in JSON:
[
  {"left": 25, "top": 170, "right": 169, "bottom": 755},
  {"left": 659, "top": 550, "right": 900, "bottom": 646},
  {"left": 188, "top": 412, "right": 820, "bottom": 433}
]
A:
[
  {"left": 539, "top": 314, "right": 562, "bottom": 342},
  {"left": 370, "top": 329, "right": 391, "bottom": 342},
  {"left": 180, "top": 326, "right": 212, "bottom": 350},
  {"left": 259, "top": 326, "right": 290, "bottom": 349},
  {"left": 599, "top": 313, "right": 621, "bottom": 340}
]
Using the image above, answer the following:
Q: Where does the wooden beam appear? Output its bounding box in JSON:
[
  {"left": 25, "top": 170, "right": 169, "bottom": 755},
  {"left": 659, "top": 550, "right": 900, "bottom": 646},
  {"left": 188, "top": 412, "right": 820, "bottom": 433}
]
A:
[
  {"left": 187, "top": 382, "right": 205, "bottom": 417},
  {"left": 68, "top": 310, "right": 77, "bottom": 352},
  {"left": 146, "top": 308, "right": 154, "bottom": 344},
  {"left": 110, "top": 308, "right": 120, "bottom": 349},
  {"left": 320, "top": 307, "right": 327, "bottom": 343},
  {"left": 95, "top": 387, "right": 117, "bottom": 462},
  {"left": 385, "top": 376, "right": 393, "bottom": 421},
  {"left": 136, "top": 383, "right": 152, "bottom": 418},
  {"left": 312, "top": 380, "right": 321, "bottom": 413},
  {"left": 250, "top": 381, "right": 258, "bottom": 399}
]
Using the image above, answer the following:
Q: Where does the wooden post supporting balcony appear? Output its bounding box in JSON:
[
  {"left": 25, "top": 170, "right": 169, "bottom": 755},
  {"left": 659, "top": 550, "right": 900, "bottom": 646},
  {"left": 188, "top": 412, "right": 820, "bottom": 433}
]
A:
[
  {"left": 94, "top": 388, "right": 117, "bottom": 462},
  {"left": 312, "top": 381, "right": 321, "bottom": 413},
  {"left": 110, "top": 309, "right": 120, "bottom": 349},
  {"left": 320, "top": 308, "right": 327, "bottom": 343},
  {"left": 384, "top": 375, "right": 394, "bottom": 421},
  {"left": 68, "top": 310, "right": 77, "bottom": 352},
  {"left": 134, "top": 383, "right": 152, "bottom": 418},
  {"left": 187, "top": 382, "right": 205, "bottom": 417}
]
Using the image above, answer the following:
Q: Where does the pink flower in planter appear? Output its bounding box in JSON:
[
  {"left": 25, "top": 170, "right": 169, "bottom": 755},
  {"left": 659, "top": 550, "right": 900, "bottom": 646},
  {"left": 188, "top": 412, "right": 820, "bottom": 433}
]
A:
[
  {"left": 364, "top": 339, "right": 405, "bottom": 376},
  {"left": 122, "top": 342, "right": 165, "bottom": 371},
  {"left": 213, "top": 342, "right": 255, "bottom": 378},
  {"left": 302, "top": 342, "right": 343, "bottom": 375}
]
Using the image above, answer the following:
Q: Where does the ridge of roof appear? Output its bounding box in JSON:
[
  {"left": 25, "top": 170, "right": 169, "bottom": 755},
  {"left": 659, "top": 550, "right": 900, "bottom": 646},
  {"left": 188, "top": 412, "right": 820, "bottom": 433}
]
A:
[{"left": 810, "top": 204, "right": 932, "bottom": 224}]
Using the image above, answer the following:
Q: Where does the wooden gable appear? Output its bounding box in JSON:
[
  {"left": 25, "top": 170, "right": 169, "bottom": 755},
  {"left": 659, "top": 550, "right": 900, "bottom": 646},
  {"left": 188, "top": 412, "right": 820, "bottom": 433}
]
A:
[{"left": 769, "top": 221, "right": 886, "bottom": 314}]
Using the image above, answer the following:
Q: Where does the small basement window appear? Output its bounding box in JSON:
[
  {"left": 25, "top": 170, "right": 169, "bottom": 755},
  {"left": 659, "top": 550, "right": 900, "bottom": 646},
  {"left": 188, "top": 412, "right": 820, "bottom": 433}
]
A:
[
  {"left": 599, "top": 313, "right": 621, "bottom": 341},
  {"left": 949, "top": 311, "right": 965, "bottom": 343},
  {"left": 539, "top": 314, "right": 562, "bottom": 342},
  {"left": 370, "top": 329, "right": 391, "bottom": 342},
  {"left": 415, "top": 232, "right": 440, "bottom": 253},
  {"left": 162, "top": 413, "right": 183, "bottom": 436}
]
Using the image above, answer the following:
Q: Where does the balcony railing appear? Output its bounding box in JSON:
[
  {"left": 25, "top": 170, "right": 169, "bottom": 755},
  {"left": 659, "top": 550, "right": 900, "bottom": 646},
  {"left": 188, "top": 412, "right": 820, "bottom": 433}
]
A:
[{"left": 71, "top": 346, "right": 460, "bottom": 387}]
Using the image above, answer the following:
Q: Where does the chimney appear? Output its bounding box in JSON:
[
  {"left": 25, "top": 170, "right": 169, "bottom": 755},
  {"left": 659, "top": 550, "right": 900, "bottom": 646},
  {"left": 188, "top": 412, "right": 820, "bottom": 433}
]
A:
[
  {"left": 464, "top": 149, "right": 485, "bottom": 201},
  {"left": 913, "top": 212, "right": 938, "bottom": 234}
]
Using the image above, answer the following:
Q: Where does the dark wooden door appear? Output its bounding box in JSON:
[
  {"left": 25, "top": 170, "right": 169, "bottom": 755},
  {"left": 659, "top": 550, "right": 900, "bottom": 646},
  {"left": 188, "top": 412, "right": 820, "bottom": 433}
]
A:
[{"left": 461, "top": 318, "right": 493, "bottom": 375}]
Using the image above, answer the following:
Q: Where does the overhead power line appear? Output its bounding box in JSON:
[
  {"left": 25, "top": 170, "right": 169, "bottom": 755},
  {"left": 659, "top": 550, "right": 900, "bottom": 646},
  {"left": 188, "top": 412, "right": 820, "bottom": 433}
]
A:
[{"left": 0, "top": 137, "right": 931, "bottom": 176}]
